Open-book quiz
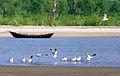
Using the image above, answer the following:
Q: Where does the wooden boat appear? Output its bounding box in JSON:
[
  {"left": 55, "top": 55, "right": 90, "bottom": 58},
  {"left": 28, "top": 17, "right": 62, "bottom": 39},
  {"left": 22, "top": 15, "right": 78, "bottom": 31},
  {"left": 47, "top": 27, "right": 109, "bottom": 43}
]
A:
[{"left": 9, "top": 31, "right": 54, "bottom": 38}]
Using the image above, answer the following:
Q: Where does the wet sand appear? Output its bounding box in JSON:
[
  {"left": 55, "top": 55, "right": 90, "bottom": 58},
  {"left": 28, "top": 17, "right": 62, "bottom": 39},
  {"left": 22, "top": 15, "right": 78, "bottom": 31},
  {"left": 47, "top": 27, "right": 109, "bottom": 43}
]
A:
[
  {"left": 0, "top": 26, "right": 120, "bottom": 37},
  {"left": 0, "top": 66, "right": 120, "bottom": 76}
]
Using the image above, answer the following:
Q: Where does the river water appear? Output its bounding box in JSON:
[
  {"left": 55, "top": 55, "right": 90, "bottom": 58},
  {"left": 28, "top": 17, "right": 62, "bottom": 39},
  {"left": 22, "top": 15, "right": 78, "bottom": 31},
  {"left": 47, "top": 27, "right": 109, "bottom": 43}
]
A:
[{"left": 0, "top": 37, "right": 120, "bottom": 67}]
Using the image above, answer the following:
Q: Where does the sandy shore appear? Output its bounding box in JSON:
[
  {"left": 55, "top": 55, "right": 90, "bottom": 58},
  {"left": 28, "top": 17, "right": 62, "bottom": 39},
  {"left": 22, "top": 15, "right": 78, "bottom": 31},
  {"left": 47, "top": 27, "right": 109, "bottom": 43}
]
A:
[
  {"left": 0, "top": 66, "right": 120, "bottom": 76},
  {"left": 0, "top": 26, "right": 120, "bottom": 37}
]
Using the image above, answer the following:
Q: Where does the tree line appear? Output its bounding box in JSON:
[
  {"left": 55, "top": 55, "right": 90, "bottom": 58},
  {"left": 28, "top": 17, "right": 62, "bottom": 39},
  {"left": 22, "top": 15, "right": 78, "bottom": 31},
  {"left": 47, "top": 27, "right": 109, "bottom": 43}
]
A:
[{"left": 0, "top": 0, "right": 120, "bottom": 26}]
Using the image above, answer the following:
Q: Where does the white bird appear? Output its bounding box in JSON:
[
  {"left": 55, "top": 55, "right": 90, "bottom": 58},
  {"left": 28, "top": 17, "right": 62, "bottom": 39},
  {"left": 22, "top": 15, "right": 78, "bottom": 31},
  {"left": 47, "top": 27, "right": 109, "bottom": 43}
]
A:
[
  {"left": 27, "top": 56, "right": 33, "bottom": 63},
  {"left": 61, "top": 57, "right": 68, "bottom": 62},
  {"left": 71, "top": 57, "right": 77, "bottom": 62},
  {"left": 22, "top": 57, "right": 27, "bottom": 62},
  {"left": 76, "top": 56, "right": 81, "bottom": 61},
  {"left": 86, "top": 53, "right": 96, "bottom": 61},
  {"left": 50, "top": 48, "right": 57, "bottom": 59},
  {"left": 36, "top": 53, "right": 43, "bottom": 57},
  {"left": 102, "top": 13, "right": 108, "bottom": 21},
  {"left": 9, "top": 57, "right": 14, "bottom": 63}
]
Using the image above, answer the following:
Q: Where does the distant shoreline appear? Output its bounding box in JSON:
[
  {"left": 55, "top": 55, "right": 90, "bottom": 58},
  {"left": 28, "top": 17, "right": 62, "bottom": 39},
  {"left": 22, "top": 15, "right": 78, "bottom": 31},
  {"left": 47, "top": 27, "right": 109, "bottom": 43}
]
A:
[{"left": 0, "top": 26, "right": 120, "bottom": 37}]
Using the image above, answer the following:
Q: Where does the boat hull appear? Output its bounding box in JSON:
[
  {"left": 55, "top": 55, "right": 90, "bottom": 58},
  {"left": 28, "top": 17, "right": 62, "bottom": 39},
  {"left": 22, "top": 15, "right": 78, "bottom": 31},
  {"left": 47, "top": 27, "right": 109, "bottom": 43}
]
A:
[{"left": 9, "top": 31, "right": 54, "bottom": 38}]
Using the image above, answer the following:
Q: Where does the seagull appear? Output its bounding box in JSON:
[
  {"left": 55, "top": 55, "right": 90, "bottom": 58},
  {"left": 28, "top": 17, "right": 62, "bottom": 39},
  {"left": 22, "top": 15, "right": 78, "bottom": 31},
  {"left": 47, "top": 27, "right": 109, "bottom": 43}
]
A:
[
  {"left": 22, "top": 57, "right": 27, "bottom": 63},
  {"left": 86, "top": 53, "right": 96, "bottom": 61},
  {"left": 9, "top": 57, "right": 14, "bottom": 63},
  {"left": 27, "top": 56, "right": 33, "bottom": 63},
  {"left": 61, "top": 57, "right": 68, "bottom": 62},
  {"left": 50, "top": 48, "right": 57, "bottom": 59},
  {"left": 102, "top": 13, "right": 108, "bottom": 21},
  {"left": 36, "top": 53, "right": 43, "bottom": 57},
  {"left": 71, "top": 57, "right": 77, "bottom": 62},
  {"left": 76, "top": 56, "right": 81, "bottom": 62}
]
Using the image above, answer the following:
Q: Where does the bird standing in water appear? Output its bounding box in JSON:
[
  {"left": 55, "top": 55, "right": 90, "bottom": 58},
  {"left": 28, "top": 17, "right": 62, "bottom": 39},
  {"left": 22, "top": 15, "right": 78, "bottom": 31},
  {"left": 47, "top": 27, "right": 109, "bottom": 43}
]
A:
[
  {"left": 61, "top": 57, "right": 68, "bottom": 62},
  {"left": 27, "top": 56, "right": 33, "bottom": 63},
  {"left": 36, "top": 53, "right": 43, "bottom": 57},
  {"left": 9, "top": 57, "right": 14, "bottom": 63},
  {"left": 71, "top": 57, "right": 77, "bottom": 62},
  {"left": 22, "top": 57, "right": 27, "bottom": 63},
  {"left": 76, "top": 56, "right": 81, "bottom": 62}
]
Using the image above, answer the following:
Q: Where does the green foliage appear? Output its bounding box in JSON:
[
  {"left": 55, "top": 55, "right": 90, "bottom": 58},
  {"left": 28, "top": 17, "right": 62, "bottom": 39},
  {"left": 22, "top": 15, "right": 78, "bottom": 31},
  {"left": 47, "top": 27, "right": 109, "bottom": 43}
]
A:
[
  {"left": 83, "top": 14, "right": 102, "bottom": 26},
  {"left": 0, "top": 0, "right": 120, "bottom": 26}
]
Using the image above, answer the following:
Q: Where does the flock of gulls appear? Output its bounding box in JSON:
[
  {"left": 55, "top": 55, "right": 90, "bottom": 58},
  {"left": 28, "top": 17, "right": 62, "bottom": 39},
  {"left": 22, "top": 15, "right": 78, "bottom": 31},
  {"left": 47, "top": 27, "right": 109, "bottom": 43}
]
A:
[
  {"left": 61, "top": 53, "right": 96, "bottom": 62},
  {"left": 9, "top": 48, "right": 96, "bottom": 64}
]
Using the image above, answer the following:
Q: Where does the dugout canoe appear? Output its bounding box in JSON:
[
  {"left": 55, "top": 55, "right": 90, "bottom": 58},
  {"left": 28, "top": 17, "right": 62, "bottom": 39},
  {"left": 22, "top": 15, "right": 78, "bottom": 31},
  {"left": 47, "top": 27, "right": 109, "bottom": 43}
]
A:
[{"left": 9, "top": 31, "right": 54, "bottom": 38}]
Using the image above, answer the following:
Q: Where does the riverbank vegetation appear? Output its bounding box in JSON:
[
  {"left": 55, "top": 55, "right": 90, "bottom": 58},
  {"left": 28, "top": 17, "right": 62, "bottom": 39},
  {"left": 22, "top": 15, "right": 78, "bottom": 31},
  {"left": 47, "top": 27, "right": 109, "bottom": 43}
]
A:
[{"left": 0, "top": 0, "right": 120, "bottom": 26}]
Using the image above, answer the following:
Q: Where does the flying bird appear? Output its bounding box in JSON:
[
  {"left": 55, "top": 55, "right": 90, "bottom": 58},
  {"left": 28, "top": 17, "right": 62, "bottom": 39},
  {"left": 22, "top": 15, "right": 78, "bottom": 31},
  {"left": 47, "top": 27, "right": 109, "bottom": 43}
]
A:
[
  {"left": 86, "top": 53, "right": 96, "bottom": 61},
  {"left": 50, "top": 48, "right": 57, "bottom": 59},
  {"left": 102, "top": 13, "right": 108, "bottom": 21}
]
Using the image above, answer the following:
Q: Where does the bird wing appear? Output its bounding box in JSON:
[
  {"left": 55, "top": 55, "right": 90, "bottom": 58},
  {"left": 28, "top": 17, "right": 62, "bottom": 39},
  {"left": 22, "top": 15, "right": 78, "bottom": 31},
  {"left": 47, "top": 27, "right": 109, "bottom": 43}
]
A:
[
  {"left": 93, "top": 54, "right": 96, "bottom": 56},
  {"left": 55, "top": 50, "right": 57, "bottom": 55},
  {"left": 51, "top": 50, "right": 55, "bottom": 55},
  {"left": 104, "top": 14, "right": 107, "bottom": 18}
]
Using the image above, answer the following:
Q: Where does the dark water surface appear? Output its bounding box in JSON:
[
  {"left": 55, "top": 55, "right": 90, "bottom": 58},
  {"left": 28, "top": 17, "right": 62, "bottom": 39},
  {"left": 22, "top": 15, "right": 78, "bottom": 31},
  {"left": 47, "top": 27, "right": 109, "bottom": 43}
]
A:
[{"left": 0, "top": 37, "right": 120, "bottom": 67}]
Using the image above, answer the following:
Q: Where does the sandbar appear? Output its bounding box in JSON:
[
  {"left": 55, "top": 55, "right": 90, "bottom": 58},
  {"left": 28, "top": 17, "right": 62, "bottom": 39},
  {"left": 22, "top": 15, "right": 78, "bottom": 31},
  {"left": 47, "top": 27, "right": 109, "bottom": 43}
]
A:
[
  {"left": 0, "top": 66, "right": 120, "bottom": 76},
  {"left": 0, "top": 26, "right": 120, "bottom": 37}
]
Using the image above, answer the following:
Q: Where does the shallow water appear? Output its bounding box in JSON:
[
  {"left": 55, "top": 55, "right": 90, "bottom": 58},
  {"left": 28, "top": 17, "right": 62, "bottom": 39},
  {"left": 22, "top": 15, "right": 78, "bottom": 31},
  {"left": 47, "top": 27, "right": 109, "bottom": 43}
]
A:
[{"left": 0, "top": 37, "right": 120, "bottom": 67}]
